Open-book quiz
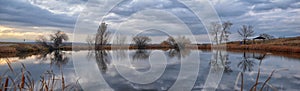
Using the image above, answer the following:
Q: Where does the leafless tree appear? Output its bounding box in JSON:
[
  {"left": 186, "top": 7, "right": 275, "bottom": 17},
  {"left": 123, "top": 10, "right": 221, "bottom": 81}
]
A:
[
  {"left": 259, "top": 33, "right": 275, "bottom": 40},
  {"left": 86, "top": 35, "right": 95, "bottom": 50},
  {"left": 132, "top": 36, "right": 151, "bottom": 49},
  {"left": 112, "top": 34, "right": 127, "bottom": 46},
  {"left": 163, "top": 36, "right": 191, "bottom": 49},
  {"left": 210, "top": 21, "right": 233, "bottom": 44},
  {"left": 50, "top": 31, "right": 69, "bottom": 48},
  {"left": 95, "top": 22, "right": 110, "bottom": 49},
  {"left": 162, "top": 36, "right": 176, "bottom": 48},
  {"left": 36, "top": 35, "right": 50, "bottom": 47},
  {"left": 174, "top": 36, "right": 191, "bottom": 49},
  {"left": 238, "top": 25, "right": 255, "bottom": 44},
  {"left": 220, "top": 21, "right": 233, "bottom": 43}
]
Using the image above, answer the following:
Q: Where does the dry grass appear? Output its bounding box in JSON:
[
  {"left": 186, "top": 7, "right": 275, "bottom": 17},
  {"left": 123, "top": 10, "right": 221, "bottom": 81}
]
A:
[
  {"left": 0, "top": 59, "right": 80, "bottom": 91},
  {"left": 227, "top": 44, "right": 300, "bottom": 53},
  {"left": 0, "top": 46, "right": 17, "bottom": 53},
  {"left": 0, "top": 43, "right": 48, "bottom": 54}
]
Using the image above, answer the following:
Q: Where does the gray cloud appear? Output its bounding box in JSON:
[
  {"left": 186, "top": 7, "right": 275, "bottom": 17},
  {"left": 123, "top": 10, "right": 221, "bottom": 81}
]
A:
[
  {"left": 252, "top": 0, "right": 300, "bottom": 12},
  {"left": 0, "top": 0, "right": 82, "bottom": 33},
  {"left": 0, "top": 0, "right": 299, "bottom": 42}
]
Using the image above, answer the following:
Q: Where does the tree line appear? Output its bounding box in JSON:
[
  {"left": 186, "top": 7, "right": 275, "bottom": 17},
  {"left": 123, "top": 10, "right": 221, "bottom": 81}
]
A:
[
  {"left": 36, "top": 31, "right": 69, "bottom": 51},
  {"left": 35, "top": 21, "right": 276, "bottom": 51},
  {"left": 210, "top": 21, "right": 274, "bottom": 45}
]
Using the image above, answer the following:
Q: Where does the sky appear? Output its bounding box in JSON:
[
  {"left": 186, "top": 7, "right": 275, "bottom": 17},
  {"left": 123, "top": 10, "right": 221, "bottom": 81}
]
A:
[{"left": 0, "top": 0, "right": 299, "bottom": 43}]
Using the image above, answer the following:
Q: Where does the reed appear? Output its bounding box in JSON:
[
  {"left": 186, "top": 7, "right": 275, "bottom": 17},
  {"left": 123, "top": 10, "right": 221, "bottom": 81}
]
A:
[
  {"left": 0, "top": 59, "right": 80, "bottom": 91},
  {"left": 260, "top": 70, "right": 275, "bottom": 91},
  {"left": 5, "top": 58, "right": 15, "bottom": 75}
]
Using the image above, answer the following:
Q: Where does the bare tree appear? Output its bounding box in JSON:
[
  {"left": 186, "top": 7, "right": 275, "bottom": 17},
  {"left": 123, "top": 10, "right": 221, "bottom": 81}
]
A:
[
  {"left": 210, "top": 21, "right": 233, "bottom": 44},
  {"left": 238, "top": 25, "right": 255, "bottom": 44},
  {"left": 259, "top": 33, "right": 275, "bottom": 40},
  {"left": 162, "top": 36, "right": 176, "bottom": 48},
  {"left": 94, "top": 22, "right": 111, "bottom": 72},
  {"left": 175, "top": 36, "right": 191, "bottom": 49},
  {"left": 95, "top": 22, "right": 110, "bottom": 49},
  {"left": 162, "top": 36, "right": 191, "bottom": 49},
  {"left": 210, "top": 22, "right": 222, "bottom": 44},
  {"left": 86, "top": 35, "right": 95, "bottom": 50},
  {"left": 36, "top": 35, "right": 50, "bottom": 47},
  {"left": 113, "top": 34, "right": 127, "bottom": 45},
  {"left": 132, "top": 36, "right": 151, "bottom": 49},
  {"left": 220, "top": 21, "right": 233, "bottom": 43},
  {"left": 50, "top": 31, "right": 69, "bottom": 48}
]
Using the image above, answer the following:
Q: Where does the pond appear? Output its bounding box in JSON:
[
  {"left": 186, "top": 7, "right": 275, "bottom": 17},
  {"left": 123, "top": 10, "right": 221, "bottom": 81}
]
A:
[{"left": 1, "top": 49, "right": 300, "bottom": 91}]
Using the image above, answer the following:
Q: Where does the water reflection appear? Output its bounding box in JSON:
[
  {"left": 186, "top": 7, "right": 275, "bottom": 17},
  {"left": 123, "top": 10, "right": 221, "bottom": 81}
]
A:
[
  {"left": 209, "top": 50, "right": 232, "bottom": 73},
  {"left": 0, "top": 52, "right": 47, "bottom": 60},
  {"left": 35, "top": 52, "right": 50, "bottom": 62},
  {"left": 51, "top": 50, "right": 69, "bottom": 67},
  {"left": 95, "top": 50, "right": 111, "bottom": 73},
  {"left": 34, "top": 50, "right": 70, "bottom": 67},
  {"left": 235, "top": 52, "right": 274, "bottom": 90},
  {"left": 57, "top": 49, "right": 300, "bottom": 90},
  {"left": 166, "top": 48, "right": 191, "bottom": 59},
  {"left": 204, "top": 50, "right": 230, "bottom": 90},
  {"left": 132, "top": 50, "right": 150, "bottom": 61},
  {"left": 237, "top": 52, "right": 255, "bottom": 72}
]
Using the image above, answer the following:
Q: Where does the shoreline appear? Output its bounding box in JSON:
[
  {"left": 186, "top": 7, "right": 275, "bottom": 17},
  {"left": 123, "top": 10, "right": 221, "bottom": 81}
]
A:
[{"left": 1, "top": 43, "right": 300, "bottom": 59}]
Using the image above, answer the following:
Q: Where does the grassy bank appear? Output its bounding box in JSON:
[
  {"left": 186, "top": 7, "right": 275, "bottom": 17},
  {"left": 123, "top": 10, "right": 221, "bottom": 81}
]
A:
[
  {"left": 1, "top": 36, "right": 300, "bottom": 54},
  {"left": 225, "top": 36, "right": 300, "bottom": 53},
  {"left": 226, "top": 44, "right": 300, "bottom": 53},
  {"left": 0, "top": 43, "right": 48, "bottom": 53}
]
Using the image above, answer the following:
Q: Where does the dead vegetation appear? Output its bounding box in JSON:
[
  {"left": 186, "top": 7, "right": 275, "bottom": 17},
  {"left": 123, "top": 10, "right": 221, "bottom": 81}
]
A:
[{"left": 0, "top": 59, "right": 80, "bottom": 91}]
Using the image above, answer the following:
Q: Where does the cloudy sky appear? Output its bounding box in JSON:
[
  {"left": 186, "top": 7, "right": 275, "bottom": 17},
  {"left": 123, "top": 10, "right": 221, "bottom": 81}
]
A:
[{"left": 0, "top": 0, "right": 299, "bottom": 43}]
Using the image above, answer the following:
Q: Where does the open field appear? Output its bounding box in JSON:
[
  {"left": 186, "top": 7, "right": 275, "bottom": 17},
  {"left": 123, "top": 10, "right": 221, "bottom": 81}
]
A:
[
  {"left": 0, "top": 43, "right": 48, "bottom": 53},
  {"left": 224, "top": 36, "right": 300, "bottom": 53}
]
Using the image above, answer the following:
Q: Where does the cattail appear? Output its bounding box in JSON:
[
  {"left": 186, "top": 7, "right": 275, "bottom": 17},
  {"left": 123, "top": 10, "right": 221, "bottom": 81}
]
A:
[
  {"left": 260, "top": 70, "right": 276, "bottom": 91},
  {"left": 5, "top": 59, "right": 15, "bottom": 75},
  {"left": 4, "top": 77, "right": 9, "bottom": 91},
  {"left": 21, "top": 69, "right": 25, "bottom": 89}
]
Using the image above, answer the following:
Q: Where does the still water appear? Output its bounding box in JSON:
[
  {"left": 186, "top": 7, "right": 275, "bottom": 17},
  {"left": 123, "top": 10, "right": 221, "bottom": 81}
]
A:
[{"left": 1, "top": 50, "right": 300, "bottom": 91}]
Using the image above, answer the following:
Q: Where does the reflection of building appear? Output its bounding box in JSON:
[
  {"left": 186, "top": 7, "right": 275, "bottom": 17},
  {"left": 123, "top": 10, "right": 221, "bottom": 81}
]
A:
[{"left": 238, "top": 52, "right": 267, "bottom": 72}]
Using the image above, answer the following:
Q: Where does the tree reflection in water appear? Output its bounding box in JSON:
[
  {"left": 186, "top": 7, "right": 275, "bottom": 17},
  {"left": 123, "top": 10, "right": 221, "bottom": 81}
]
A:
[
  {"left": 35, "top": 50, "right": 69, "bottom": 67},
  {"left": 132, "top": 49, "right": 150, "bottom": 61},
  {"left": 95, "top": 50, "right": 111, "bottom": 73},
  {"left": 166, "top": 48, "right": 191, "bottom": 59},
  {"left": 237, "top": 52, "right": 255, "bottom": 72},
  {"left": 51, "top": 50, "right": 69, "bottom": 67},
  {"left": 221, "top": 53, "right": 232, "bottom": 73},
  {"left": 234, "top": 52, "right": 280, "bottom": 91},
  {"left": 35, "top": 52, "right": 51, "bottom": 62},
  {"left": 209, "top": 50, "right": 232, "bottom": 73}
]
